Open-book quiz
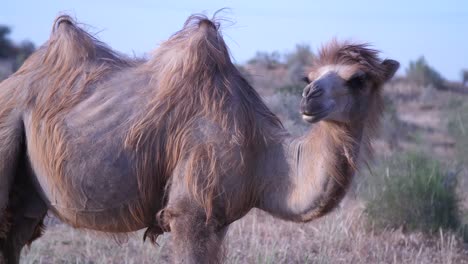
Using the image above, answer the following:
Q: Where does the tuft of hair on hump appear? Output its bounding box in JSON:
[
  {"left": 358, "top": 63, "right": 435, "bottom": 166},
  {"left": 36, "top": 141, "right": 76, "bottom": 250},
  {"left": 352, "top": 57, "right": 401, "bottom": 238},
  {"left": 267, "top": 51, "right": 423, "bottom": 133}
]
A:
[
  {"left": 44, "top": 15, "right": 128, "bottom": 71},
  {"left": 142, "top": 13, "right": 232, "bottom": 85},
  {"left": 127, "top": 13, "right": 282, "bottom": 222}
]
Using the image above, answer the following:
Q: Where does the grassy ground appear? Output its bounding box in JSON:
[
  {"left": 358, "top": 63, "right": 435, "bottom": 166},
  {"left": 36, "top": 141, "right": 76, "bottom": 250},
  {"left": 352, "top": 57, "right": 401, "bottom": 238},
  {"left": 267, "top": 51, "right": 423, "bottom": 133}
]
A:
[{"left": 21, "top": 203, "right": 468, "bottom": 264}]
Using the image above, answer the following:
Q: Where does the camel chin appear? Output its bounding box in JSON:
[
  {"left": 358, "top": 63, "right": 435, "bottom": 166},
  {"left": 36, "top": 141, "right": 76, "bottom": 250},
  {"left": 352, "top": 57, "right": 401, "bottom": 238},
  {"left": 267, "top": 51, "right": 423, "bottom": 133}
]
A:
[
  {"left": 302, "top": 114, "right": 323, "bottom": 123},
  {"left": 301, "top": 104, "right": 335, "bottom": 123}
]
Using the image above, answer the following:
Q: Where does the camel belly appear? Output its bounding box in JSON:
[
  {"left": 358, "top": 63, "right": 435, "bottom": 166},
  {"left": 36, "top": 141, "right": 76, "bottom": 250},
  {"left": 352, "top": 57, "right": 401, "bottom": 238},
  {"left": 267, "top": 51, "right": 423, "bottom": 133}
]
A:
[
  {"left": 28, "top": 142, "right": 159, "bottom": 232},
  {"left": 50, "top": 198, "right": 150, "bottom": 232},
  {"left": 28, "top": 142, "right": 153, "bottom": 232},
  {"left": 23, "top": 118, "right": 161, "bottom": 232},
  {"left": 30, "top": 138, "right": 160, "bottom": 232}
]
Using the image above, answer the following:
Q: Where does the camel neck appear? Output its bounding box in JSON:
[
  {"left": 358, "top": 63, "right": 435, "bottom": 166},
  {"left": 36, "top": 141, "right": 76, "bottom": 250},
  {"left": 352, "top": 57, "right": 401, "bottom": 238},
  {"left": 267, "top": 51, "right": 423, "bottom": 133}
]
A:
[
  {"left": 256, "top": 120, "right": 366, "bottom": 222},
  {"left": 303, "top": 121, "right": 364, "bottom": 165}
]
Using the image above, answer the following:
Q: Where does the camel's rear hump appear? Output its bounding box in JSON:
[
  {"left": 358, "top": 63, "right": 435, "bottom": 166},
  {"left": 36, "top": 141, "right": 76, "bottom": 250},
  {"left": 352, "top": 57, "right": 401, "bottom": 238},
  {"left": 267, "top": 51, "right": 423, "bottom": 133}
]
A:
[{"left": 144, "top": 15, "right": 233, "bottom": 93}]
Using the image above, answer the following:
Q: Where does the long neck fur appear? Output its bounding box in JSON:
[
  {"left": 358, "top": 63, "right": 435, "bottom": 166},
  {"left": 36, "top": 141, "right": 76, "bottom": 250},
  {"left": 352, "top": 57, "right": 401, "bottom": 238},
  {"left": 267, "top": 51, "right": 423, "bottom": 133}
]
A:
[{"left": 256, "top": 119, "right": 366, "bottom": 222}]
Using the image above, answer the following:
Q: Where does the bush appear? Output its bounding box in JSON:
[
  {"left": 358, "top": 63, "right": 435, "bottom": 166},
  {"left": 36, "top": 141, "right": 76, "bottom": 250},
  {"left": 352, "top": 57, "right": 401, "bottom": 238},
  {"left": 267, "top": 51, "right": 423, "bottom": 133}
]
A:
[
  {"left": 236, "top": 64, "right": 254, "bottom": 84},
  {"left": 462, "top": 69, "right": 468, "bottom": 86},
  {"left": 406, "top": 57, "right": 445, "bottom": 89},
  {"left": 364, "top": 152, "right": 460, "bottom": 233},
  {"left": 277, "top": 84, "right": 303, "bottom": 95},
  {"left": 0, "top": 26, "right": 15, "bottom": 59},
  {"left": 247, "top": 51, "right": 281, "bottom": 70},
  {"left": 13, "top": 40, "right": 35, "bottom": 70},
  {"left": 0, "top": 25, "right": 35, "bottom": 75},
  {"left": 285, "top": 44, "right": 315, "bottom": 85},
  {"left": 263, "top": 93, "right": 307, "bottom": 136},
  {"left": 448, "top": 100, "right": 468, "bottom": 164}
]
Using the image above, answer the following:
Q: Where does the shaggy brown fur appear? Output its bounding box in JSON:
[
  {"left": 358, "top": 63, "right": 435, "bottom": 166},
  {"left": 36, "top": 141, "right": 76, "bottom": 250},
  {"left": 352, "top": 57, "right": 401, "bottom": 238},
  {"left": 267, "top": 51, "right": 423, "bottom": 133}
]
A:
[
  {"left": 125, "top": 15, "right": 282, "bottom": 220},
  {"left": 23, "top": 15, "right": 133, "bottom": 195},
  {"left": 26, "top": 219, "right": 46, "bottom": 247},
  {"left": 15, "top": 16, "right": 155, "bottom": 231},
  {"left": 0, "top": 210, "right": 12, "bottom": 240},
  {"left": 314, "top": 40, "right": 389, "bottom": 82},
  {"left": 0, "top": 13, "right": 398, "bottom": 263}
]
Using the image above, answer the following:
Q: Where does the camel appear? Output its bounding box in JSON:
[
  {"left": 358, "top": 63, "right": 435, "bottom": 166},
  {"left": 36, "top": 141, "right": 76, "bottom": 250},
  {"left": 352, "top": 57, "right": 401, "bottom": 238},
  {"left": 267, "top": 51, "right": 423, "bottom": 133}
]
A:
[{"left": 0, "top": 14, "right": 399, "bottom": 263}]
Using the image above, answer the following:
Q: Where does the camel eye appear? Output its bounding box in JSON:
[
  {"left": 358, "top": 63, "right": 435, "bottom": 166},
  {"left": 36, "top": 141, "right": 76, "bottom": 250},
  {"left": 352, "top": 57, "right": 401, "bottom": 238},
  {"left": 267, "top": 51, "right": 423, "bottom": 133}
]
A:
[
  {"left": 347, "top": 73, "right": 367, "bottom": 90},
  {"left": 302, "top": 76, "right": 310, "bottom": 84}
]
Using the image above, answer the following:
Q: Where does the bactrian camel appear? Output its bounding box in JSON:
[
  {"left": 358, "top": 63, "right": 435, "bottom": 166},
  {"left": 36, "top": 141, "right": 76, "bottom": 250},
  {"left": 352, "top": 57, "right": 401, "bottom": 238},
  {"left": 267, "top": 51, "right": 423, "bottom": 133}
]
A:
[{"left": 0, "top": 14, "right": 399, "bottom": 263}]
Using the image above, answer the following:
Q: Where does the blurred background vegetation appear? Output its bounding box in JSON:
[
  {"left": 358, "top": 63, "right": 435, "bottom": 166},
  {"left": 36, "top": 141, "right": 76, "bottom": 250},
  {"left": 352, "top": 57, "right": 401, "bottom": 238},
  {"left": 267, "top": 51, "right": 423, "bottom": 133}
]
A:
[{"left": 0, "top": 25, "right": 35, "bottom": 80}]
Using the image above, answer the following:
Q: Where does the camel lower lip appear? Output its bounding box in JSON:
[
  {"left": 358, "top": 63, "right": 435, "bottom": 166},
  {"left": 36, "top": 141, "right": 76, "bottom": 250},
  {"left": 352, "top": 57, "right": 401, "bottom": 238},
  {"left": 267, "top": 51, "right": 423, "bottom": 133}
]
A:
[
  {"left": 302, "top": 108, "right": 331, "bottom": 123},
  {"left": 302, "top": 114, "right": 315, "bottom": 122},
  {"left": 302, "top": 114, "right": 322, "bottom": 123}
]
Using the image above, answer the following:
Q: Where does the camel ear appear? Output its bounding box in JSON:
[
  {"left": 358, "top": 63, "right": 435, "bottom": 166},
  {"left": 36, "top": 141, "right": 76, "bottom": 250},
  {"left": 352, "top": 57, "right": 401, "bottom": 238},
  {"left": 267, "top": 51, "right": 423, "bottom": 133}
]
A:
[{"left": 381, "top": 59, "right": 399, "bottom": 81}]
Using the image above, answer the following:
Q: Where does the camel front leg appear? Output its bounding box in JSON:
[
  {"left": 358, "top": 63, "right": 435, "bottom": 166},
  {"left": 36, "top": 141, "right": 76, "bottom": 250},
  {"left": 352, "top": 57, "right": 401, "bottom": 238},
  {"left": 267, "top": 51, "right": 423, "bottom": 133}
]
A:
[
  {"left": 0, "top": 100, "right": 24, "bottom": 263},
  {"left": 0, "top": 112, "right": 24, "bottom": 234},
  {"left": 165, "top": 198, "right": 227, "bottom": 264}
]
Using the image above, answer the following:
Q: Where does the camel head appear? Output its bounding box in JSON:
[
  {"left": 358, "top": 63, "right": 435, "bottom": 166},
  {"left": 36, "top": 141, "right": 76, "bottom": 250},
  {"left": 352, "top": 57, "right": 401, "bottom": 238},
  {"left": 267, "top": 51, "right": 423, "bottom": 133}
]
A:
[{"left": 300, "top": 41, "right": 399, "bottom": 124}]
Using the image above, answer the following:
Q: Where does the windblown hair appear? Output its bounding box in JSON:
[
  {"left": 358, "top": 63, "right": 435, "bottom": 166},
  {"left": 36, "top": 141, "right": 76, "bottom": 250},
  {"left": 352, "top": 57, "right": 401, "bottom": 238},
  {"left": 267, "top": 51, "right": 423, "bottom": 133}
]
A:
[
  {"left": 7, "top": 15, "right": 140, "bottom": 225},
  {"left": 125, "top": 15, "right": 282, "bottom": 220},
  {"left": 10, "top": 14, "right": 283, "bottom": 225},
  {"left": 23, "top": 18, "right": 129, "bottom": 180},
  {"left": 314, "top": 40, "right": 389, "bottom": 83}
]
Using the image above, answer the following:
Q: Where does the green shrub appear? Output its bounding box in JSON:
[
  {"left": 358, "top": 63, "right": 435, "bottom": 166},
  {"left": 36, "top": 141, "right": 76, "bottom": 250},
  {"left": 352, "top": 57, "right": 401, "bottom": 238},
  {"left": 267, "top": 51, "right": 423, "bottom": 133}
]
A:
[
  {"left": 447, "top": 99, "right": 468, "bottom": 241},
  {"left": 406, "top": 57, "right": 445, "bottom": 89},
  {"left": 285, "top": 44, "right": 315, "bottom": 68},
  {"left": 13, "top": 40, "right": 35, "bottom": 70},
  {"left": 285, "top": 44, "right": 315, "bottom": 85},
  {"left": 0, "top": 25, "right": 35, "bottom": 73},
  {"left": 365, "top": 152, "right": 460, "bottom": 233},
  {"left": 461, "top": 223, "right": 468, "bottom": 242},
  {"left": 247, "top": 51, "right": 281, "bottom": 70},
  {"left": 462, "top": 69, "right": 468, "bottom": 86},
  {"left": 0, "top": 26, "right": 16, "bottom": 59},
  {"left": 448, "top": 99, "right": 468, "bottom": 164},
  {"left": 277, "top": 84, "right": 303, "bottom": 95}
]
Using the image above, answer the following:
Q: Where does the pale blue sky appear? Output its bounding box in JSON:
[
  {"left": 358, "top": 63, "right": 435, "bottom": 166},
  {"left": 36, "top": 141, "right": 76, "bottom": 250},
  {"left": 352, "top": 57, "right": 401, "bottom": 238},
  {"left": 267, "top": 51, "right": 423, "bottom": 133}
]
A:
[{"left": 2, "top": 0, "right": 467, "bottom": 80}]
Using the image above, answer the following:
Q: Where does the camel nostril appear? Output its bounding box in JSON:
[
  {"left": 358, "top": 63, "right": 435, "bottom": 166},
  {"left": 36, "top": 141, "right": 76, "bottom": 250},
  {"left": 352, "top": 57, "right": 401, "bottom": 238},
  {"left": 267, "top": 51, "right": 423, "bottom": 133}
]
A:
[{"left": 307, "top": 88, "right": 324, "bottom": 99}]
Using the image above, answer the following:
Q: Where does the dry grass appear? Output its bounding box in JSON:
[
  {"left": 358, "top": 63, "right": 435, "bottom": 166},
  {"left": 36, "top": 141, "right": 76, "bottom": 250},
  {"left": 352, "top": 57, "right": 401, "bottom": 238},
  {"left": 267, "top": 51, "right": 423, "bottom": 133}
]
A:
[
  {"left": 20, "top": 221, "right": 169, "bottom": 263},
  {"left": 21, "top": 200, "right": 468, "bottom": 264}
]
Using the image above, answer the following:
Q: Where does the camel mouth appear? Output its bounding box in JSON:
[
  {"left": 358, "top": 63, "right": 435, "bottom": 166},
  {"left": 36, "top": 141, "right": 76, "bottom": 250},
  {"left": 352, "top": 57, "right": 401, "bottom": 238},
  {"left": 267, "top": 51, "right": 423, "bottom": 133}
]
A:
[{"left": 301, "top": 105, "right": 334, "bottom": 123}]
